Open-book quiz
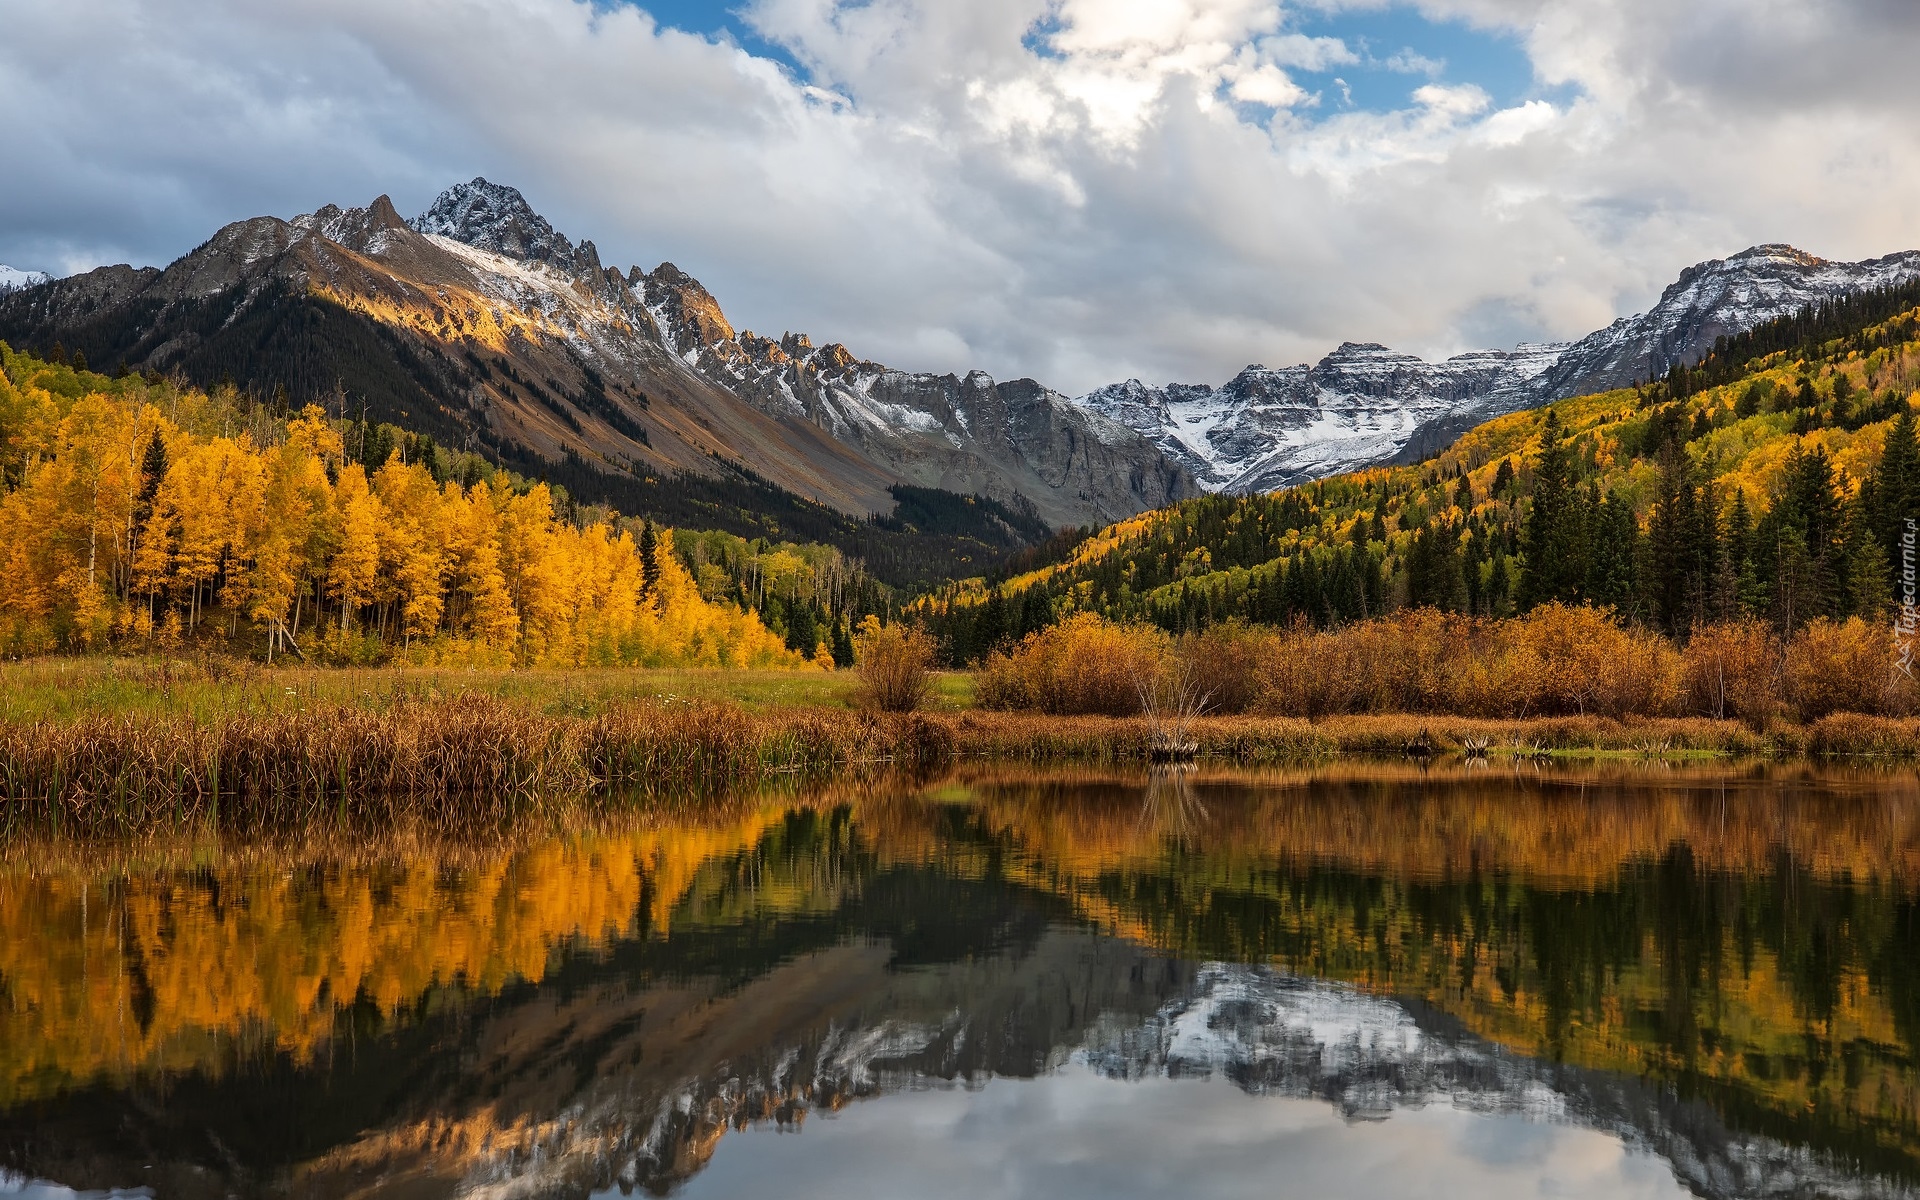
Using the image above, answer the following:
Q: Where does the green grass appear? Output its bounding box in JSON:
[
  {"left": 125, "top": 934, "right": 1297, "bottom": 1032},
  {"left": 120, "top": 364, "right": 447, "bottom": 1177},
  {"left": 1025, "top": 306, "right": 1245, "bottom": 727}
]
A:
[{"left": 0, "top": 659, "right": 979, "bottom": 723}]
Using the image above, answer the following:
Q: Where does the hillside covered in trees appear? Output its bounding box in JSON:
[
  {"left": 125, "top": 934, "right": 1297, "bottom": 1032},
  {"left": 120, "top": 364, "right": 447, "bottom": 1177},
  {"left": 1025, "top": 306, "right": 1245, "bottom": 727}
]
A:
[
  {"left": 0, "top": 343, "right": 904, "bottom": 665},
  {"left": 922, "top": 279, "right": 1920, "bottom": 664}
]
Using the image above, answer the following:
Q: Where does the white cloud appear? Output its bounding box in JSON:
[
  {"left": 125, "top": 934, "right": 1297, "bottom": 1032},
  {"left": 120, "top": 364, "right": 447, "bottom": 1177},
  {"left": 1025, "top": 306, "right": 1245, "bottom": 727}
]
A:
[{"left": 1, "top": 0, "right": 1917, "bottom": 393}]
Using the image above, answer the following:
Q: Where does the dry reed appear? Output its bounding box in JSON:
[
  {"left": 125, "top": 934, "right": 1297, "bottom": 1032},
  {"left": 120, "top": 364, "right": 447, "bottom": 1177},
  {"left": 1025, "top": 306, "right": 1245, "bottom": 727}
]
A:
[
  {"left": 0, "top": 695, "right": 959, "bottom": 834},
  {"left": 9, "top": 677, "right": 1920, "bottom": 836}
]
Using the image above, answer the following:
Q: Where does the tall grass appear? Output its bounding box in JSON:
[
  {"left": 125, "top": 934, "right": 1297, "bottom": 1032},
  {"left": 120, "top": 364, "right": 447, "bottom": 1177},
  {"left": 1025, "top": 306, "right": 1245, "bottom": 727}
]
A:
[{"left": 0, "top": 696, "right": 961, "bottom": 834}]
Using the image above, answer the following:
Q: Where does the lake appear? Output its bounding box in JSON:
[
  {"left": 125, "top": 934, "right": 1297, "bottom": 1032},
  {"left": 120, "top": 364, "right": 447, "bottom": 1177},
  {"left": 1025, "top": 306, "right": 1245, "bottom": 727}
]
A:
[{"left": 1, "top": 761, "right": 1916, "bottom": 1198}]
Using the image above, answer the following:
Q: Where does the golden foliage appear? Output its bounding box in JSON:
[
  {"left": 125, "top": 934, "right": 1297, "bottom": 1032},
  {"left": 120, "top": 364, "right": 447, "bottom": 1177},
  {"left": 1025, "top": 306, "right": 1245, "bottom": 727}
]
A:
[
  {"left": 0, "top": 354, "right": 795, "bottom": 668},
  {"left": 976, "top": 613, "right": 1169, "bottom": 715},
  {"left": 851, "top": 616, "right": 937, "bottom": 712},
  {"left": 977, "top": 606, "right": 1918, "bottom": 724},
  {"left": 1786, "top": 617, "right": 1911, "bottom": 720}
]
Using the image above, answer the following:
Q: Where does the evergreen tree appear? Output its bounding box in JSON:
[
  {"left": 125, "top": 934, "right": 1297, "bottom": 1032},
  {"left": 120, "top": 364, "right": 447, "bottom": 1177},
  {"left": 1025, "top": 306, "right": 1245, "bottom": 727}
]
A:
[
  {"left": 638, "top": 520, "right": 661, "bottom": 601},
  {"left": 1843, "top": 501, "right": 1893, "bottom": 618},
  {"left": 1755, "top": 442, "right": 1846, "bottom": 630},
  {"left": 1585, "top": 486, "right": 1639, "bottom": 612},
  {"left": 831, "top": 617, "right": 855, "bottom": 669},
  {"left": 1519, "top": 410, "right": 1582, "bottom": 607},
  {"left": 135, "top": 429, "right": 168, "bottom": 528},
  {"left": 1868, "top": 408, "right": 1920, "bottom": 572},
  {"left": 785, "top": 599, "right": 819, "bottom": 657},
  {"left": 1407, "top": 520, "right": 1468, "bottom": 611}
]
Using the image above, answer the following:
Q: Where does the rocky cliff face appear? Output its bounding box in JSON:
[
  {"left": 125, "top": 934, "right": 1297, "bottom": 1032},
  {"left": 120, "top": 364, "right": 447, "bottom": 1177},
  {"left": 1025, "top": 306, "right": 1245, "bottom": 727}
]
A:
[
  {"left": 1084, "top": 244, "right": 1920, "bottom": 491},
  {"left": 629, "top": 245, "right": 1193, "bottom": 526},
  {"left": 0, "top": 179, "right": 1194, "bottom": 530}
]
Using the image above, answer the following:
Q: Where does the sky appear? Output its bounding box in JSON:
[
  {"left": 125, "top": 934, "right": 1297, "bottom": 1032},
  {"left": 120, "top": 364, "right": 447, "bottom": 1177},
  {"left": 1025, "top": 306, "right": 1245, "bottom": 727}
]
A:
[
  {"left": 2, "top": 0, "right": 1918, "bottom": 395},
  {"left": 671, "top": 1067, "right": 1691, "bottom": 1200}
]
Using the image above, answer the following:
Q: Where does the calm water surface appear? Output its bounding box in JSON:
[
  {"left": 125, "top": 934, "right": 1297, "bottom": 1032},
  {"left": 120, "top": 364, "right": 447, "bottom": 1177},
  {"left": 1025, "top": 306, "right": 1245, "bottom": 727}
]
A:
[{"left": 1, "top": 761, "right": 1917, "bottom": 1199}]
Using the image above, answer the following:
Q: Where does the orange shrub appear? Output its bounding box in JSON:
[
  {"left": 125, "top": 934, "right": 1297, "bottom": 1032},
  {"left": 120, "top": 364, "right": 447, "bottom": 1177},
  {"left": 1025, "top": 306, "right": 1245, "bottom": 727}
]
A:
[
  {"left": 852, "top": 617, "right": 938, "bottom": 712},
  {"left": 977, "top": 605, "right": 1915, "bottom": 725},
  {"left": 1180, "top": 620, "right": 1279, "bottom": 714},
  {"left": 1785, "top": 618, "right": 1912, "bottom": 719},
  {"left": 1682, "top": 620, "right": 1785, "bottom": 724},
  {"left": 1498, "top": 604, "right": 1683, "bottom": 718},
  {"left": 1247, "top": 606, "right": 1678, "bottom": 719},
  {"left": 976, "top": 613, "right": 1169, "bottom": 715}
]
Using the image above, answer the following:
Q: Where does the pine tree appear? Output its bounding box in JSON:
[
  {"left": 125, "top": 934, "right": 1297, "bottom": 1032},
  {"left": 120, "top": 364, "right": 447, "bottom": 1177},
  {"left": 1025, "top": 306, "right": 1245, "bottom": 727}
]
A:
[
  {"left": 832, "top": 617, "right": 855, "bottom": 669},
  {"left": 1755, "top": 442, "right": 1847, "bottom": 630},
  {"left": 1519, "top": 410, "right": 1581, "bottom": 607},
  {"left": 638, "top": 519, "right": 661, "bottom": 602},
  {"left": 1586, "top": 486, "right": 1639, "bottom": 613},
  {"left": 1869, "top": 408, "right": 1920, "bottom": 571},
  {"left": 134, "top": 429, "right": 169, "bottom": 528}
]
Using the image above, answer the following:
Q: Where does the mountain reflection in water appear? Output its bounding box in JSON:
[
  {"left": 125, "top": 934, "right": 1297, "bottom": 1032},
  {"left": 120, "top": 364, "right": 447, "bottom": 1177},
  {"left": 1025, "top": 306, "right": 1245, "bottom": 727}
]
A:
[{"left": 0, "top": 761, "right": 1916, "bottom": 1199}]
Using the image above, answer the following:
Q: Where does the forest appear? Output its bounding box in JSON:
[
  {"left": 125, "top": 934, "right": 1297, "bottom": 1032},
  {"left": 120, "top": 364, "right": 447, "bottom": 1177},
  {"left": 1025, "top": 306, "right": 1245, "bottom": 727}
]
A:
[{"left": 921, "top": 283, "right": 1920, "bottom": 665}]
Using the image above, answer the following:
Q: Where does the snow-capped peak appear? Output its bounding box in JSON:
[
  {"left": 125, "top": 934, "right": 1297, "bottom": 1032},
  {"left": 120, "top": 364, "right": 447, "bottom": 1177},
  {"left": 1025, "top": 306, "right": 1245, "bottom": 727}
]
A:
[
  {"left": 409, "top": 177, "right": 600, "bottom": 276},
  {"left": 0, "top": 265, "right": 52, "bottom": 292}
]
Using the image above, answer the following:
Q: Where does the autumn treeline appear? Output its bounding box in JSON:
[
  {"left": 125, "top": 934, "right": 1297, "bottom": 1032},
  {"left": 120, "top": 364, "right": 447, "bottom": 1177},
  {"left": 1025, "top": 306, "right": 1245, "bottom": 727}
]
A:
[
  {"left": 0, "top": 346, "right": 800, "bottom": 666},
  {"left": 979, "top": 607, "right": 1912, "bottom": 725}
]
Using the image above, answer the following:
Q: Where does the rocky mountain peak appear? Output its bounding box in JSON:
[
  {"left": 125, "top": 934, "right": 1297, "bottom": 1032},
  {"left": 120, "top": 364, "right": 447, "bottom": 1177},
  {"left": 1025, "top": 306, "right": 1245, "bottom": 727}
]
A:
[
  {"left": 638, "top": 262, "right": 737, "bottom": 356},
  {"left": 1728, "top": 243, "right": 1825, "bottom": 267},
  {"left": 410, "top": 177, "right": 598, "bottom": 275}
]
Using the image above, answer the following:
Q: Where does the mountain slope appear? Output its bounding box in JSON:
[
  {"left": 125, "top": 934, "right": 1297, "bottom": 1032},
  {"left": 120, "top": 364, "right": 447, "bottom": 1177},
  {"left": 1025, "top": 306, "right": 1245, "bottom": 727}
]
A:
[
  {"left": 925, "top": 273, "right": 1920, "bottom": 655},
  {"left": 0, "top": 180, "right": 1195, "bottom": 531},
  {"left": 1084, "top": 244, "right": 1920, "bottom": 491}
]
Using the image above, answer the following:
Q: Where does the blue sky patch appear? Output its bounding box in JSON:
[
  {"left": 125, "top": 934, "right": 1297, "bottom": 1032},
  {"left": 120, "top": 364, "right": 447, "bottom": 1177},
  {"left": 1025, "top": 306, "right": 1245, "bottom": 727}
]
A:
[
  {"left": 1284, "top": 6, "right": 1557, "bottom": 113},
  {"left": 600, "top": 2, "right": 1567, "bottom": 118}
]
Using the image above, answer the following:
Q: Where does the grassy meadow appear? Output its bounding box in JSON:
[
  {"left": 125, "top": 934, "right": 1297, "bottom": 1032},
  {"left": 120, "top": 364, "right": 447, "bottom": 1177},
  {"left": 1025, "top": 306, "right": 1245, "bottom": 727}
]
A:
[
  {"left": 0, "top": 658, "right": 975, "bottom": 723},
  {"left": 8, "top": 648, "right": 1920, "bottom": 839}
]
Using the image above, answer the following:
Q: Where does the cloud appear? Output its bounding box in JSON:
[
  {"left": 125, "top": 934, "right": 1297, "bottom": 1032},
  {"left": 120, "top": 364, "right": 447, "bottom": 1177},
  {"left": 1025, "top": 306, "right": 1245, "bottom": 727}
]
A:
[{"left": 0, "top": 0, "right": 1917, "bottom": 393}]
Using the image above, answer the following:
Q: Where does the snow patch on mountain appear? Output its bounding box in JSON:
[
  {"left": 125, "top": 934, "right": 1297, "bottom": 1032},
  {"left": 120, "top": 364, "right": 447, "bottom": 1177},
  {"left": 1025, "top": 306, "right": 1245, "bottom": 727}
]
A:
[{"left": 0, "top": 266, "right": 53, "bottom": 292}]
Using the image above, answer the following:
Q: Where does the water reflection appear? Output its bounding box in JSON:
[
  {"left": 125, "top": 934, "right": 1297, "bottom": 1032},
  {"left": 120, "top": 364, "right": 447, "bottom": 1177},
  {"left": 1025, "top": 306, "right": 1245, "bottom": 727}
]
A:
[{"left": 0, "top": 761, "right": 1915, "bottom": 1198}]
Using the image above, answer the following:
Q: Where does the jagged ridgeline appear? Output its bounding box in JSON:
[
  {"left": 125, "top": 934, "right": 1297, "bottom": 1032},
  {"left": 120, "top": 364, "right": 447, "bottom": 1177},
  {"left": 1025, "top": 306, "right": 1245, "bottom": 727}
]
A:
[
  {"left": 0, "top": 180, "right": 1191, "bottom": 586},
  {"left": 922, "top": 279, "right": 1920, "bottom": 660},
  {"left": 0, "top": 343, "right": 941, "bottom": 662}
]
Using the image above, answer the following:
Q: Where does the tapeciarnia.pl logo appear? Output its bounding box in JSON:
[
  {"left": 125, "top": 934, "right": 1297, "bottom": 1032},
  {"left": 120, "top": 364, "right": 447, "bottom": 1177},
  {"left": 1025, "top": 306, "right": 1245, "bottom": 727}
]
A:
[{"left": 1899, "top": 517, "right": 1917, "bottom": 679}]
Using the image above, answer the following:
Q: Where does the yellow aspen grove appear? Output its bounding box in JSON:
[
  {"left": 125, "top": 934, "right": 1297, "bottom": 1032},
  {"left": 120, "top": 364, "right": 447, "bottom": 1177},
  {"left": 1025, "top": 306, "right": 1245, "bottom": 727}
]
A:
[
  {"left": 0, "top": 346, "right": 799, "bottom": 667},
  {"left": 327, "top": 464, "right": 383, "bottom": 637}
]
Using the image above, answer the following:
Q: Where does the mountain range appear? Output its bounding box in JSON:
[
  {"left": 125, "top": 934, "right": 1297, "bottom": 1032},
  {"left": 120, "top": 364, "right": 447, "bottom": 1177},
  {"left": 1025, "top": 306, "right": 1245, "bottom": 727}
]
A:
[
  {"left": 1082, "top": 244, "right": 1920, "bottom": 491},
  {"left": 4, "top": 181, "right": 1916, "bottom": 530},
  {"left": 0, "top": 181, "right": 1191, "bottom": 532}
]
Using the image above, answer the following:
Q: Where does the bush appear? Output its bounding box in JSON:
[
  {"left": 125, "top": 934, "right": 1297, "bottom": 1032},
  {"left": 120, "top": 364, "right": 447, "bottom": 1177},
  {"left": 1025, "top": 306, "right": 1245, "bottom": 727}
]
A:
[
  {"left": 1785, "top": 617, "right": 1911, "bottom": 719},
  {"left": 852, "top": 617, "right": 938, "bottom": 712},
  {"left": 1682, "top": 620, "right": 1784, "bottom": 724},
  {"left": 1179, "top": 620, "right": 1274, "bottom": 714},
  {"left": 1244, "top": 605, "right": 1680, "bottom": 719},
  {"left": 976, "top": 613, "right": 1168, "bottom": 715},
  {"left": 1500, "top": 604, "right": 1683, "bottom": 718}
]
